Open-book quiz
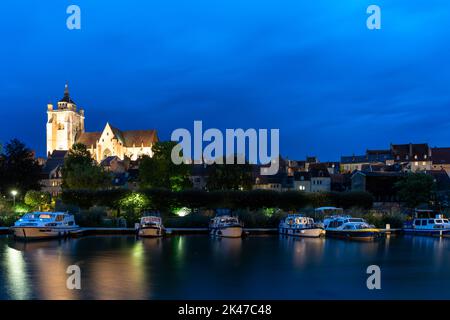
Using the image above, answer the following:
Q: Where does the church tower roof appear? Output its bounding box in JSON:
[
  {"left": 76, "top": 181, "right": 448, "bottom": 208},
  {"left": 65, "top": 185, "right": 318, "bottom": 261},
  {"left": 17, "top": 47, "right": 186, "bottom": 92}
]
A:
[{"left": 59, "top": 83, "right": 76, "bottom": 104}]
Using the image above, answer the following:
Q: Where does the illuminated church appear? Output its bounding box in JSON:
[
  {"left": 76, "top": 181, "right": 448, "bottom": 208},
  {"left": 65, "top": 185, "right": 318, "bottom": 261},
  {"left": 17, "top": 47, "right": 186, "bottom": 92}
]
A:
[{"left": 46, "top": 84, "right": 158, "bottom": 162}]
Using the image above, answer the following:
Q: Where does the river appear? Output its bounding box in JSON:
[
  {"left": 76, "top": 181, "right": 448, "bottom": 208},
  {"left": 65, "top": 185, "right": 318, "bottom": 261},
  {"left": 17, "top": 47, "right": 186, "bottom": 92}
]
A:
[{"left": 0, "top": 234, "right": 449, "bottom": 299}]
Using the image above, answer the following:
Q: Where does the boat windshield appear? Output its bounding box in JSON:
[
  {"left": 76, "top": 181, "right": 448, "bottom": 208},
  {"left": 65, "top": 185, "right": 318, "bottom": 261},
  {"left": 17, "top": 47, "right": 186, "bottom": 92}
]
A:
[
  {"left": 349, "top": 218, "right": 364, "bottom": 223},
  {"left": 141, "top": 216, "right": 160, "bottom": 223},
  {"left": 22, "top": 213, "right": 55, "bottom": 220},
  {"left": 221, "top": 218, "right": 238, "bottom": 224}
]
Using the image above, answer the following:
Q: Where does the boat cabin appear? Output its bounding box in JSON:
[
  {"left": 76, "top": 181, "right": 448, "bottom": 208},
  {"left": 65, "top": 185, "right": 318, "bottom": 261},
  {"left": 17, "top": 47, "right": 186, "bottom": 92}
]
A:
[
  {"left": 210, "top": 215, "right": 241, "bottom": 227},
  {"left": 140, "top": 216, "right": 162, "bottom": 227},
  {"left": 16, "top": 212, "right": 76, "bottom": 227},
  {"left": 411, "top": 218, "right": 450, "bottom": 229},
  {"left": 284, "top": 215, "right": 315, "bottom": 227},
  {"left": 324, "top": 217, "right": 367, "bottom": 229}
]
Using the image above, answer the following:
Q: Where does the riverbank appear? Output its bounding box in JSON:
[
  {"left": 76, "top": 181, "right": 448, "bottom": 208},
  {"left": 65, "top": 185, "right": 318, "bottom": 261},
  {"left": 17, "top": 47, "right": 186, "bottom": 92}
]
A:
[{"left": 0, "top": 226, "right": 400, "bottom": 237}]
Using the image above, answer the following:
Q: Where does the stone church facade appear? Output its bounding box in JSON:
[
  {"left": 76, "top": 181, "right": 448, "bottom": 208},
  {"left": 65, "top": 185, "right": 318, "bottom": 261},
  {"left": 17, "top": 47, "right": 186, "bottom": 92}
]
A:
[{"left": 46, "top": 84, "right": 158, "bottom": 162}]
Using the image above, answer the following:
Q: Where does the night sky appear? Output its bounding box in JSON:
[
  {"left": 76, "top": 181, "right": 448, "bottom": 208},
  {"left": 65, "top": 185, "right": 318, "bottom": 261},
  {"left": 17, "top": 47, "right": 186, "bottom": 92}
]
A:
[{"left": 1, "top": 0, "right": 449, "bottom": 161}]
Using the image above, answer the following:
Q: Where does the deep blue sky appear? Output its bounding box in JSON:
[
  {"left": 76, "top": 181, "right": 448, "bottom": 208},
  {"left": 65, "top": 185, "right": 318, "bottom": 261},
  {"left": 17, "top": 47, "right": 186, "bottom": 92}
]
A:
[{"left": 1, "top": 0, "right": 450, "bottom": 161}]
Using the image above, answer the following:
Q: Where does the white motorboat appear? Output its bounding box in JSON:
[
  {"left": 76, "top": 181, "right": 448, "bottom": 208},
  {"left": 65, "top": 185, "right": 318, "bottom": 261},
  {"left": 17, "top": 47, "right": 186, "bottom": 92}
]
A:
[
  {"left": 137, "top": 214, "right": 164, "bottom": 237},
  {"left": 279, "top": 214, "right": 325, "bottom": 238},
  {"left": 323, "top": 215, "right": 381, "bottom": 241},
  {"left": 11, "top": 212, "right": 79, "bottom": 240},
  {"left": 209, "top": 215, "right": 243, "bottom": 238},
  {"left": 403, "top": 214, "right": 450, "bottom": 237}
]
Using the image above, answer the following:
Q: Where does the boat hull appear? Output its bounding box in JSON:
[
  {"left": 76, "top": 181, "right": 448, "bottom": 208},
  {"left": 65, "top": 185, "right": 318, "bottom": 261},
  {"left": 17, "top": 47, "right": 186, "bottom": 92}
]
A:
[
  {"left": 279, "top": 227, "right": 325, "bottom": 238},
  {"left": 403, "top": 228, "right": 450, "bottom": 237},
  {"left": 210, "top": 226, "right": 243, "bottom": 238},
  {"left": 138, "top": 226, "right": 164, "bottom": 237},
  {"left": 11, "top": 226, "right": 78, "bottom": 240},
  {"left": 325, "top": 229, "right": 381, "bottom": 241}
]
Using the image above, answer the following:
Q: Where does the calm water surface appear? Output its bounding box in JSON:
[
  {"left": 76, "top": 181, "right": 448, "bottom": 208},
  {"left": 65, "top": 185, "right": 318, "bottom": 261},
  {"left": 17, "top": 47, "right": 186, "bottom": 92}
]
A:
[{"left": 0, "top": 234, "right": 449, "bottom": 299}]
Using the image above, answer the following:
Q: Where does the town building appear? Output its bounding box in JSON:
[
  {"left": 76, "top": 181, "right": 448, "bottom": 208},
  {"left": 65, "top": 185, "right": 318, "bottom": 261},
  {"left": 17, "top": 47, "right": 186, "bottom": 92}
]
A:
[
  {"left": 341, "top": 143, "right": 432, "bottom": 173},
  {"left": 40, "top": 150, "right": 66, "bottom": 197},
  {"left": 254, "top": 172, "right": 293, "bottom": 191},
  {"left": 431, "top": 147, "right": 450, "bottom": 175},
  {"left": 340, "top": 155, "right": 370, "bottom": 173},
  {"left": 309, "top": 163, "right": 332, "bottom": 192},
  {"left": 390, "top": 143, "right": 432, "bottom": 172},
  {"left": 46, "top": 84, "right": 158, "bottom": 162},
  {"left": 293, "top": 171, "right": 311, "bottom": 191}
]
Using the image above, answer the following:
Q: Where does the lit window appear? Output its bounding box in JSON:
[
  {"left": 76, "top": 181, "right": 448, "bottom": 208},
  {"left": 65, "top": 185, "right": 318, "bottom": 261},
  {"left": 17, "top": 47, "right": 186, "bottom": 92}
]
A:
[
  {"left": 415, "top": 162, "right": 418, "bottom": 166},
  {"left": 422, "top": 162, "right": 426, "bottom": 166}
]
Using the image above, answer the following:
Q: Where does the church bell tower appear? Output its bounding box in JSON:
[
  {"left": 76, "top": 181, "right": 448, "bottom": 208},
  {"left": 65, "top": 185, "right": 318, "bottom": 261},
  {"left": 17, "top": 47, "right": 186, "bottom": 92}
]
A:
[{"left": 46, "top": 83, "right": 85, "bottom": 156}]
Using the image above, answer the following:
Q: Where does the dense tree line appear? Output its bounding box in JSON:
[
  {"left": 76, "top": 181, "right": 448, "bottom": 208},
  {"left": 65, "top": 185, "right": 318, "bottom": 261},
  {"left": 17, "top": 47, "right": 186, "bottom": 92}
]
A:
[{"left": 62, "top": 188, "right": 374, "bottom": 211}]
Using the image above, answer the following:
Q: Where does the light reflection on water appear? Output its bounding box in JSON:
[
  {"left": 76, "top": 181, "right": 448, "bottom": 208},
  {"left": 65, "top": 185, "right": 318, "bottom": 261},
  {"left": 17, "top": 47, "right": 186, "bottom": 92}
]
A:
[{"left": 1, "top": 235, "right": 450, "bottom": 299}]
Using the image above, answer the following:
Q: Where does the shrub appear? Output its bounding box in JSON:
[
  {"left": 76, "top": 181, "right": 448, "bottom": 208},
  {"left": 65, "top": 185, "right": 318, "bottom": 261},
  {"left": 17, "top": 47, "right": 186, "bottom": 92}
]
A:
[
  {"left": 163, "top": 213, "right": 211, "bottom": 228},
  {"left": 74, "top": 207, "right": 108, "bottom": 227},
  {"left": 0, "top": 212, "right": 21, "bottom": 227}
]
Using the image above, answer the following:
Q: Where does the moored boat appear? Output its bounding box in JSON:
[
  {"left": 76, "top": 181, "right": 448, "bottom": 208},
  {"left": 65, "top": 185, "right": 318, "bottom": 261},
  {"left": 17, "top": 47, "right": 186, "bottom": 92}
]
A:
[
  {"left": 279, "top": 214, "right": 325, "bottom": 238},
  {"left": 323, "top": 216, "right": 381, "bottom": 241},
  {"left": 403, "top": 214, "right": 450, "bottom": 237},
  {"left": 137, "top": 213, "right": 165, "bottom": 237},
  {"left": 209, "top": 215, "right": 243, "bottom": 238},
  {"left": 11, "top": 212, "right": 79, "bottom": 240}
]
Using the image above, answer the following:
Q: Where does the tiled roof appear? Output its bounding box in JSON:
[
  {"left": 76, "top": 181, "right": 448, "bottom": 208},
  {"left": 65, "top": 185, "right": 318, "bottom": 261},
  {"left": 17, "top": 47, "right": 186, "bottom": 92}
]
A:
[
  {"left": 432, "top": 147, "right": 450, "bottom": 165},
  {"left": 308, "top": 163, "right": 331, "bottom": 178},
  {"left": 122, "top": 129, "right": 158, "bottom": 147},
  {"left": 76, "top": 128, "right": 158, "bottom": 148},
  {"left": 76, "top": 132, "right": 101, "bottom": 147},
  {"left": 42, "top": 151, "right": 67, "bottom": 175},
  {"left": 294, "top": 171, "right": 311, "bottom": 181},
  {"left": 391, "top": 143, "right": 430, "bottom": 161},
  {"left": 109, "top": 125, "right": 125, "bottom": 144},
  {"left": 340, "top": 155, "right": 368, "bottom": 164},
  {"left": 100, "top": 156, "right": 120, "bottom": 166}
]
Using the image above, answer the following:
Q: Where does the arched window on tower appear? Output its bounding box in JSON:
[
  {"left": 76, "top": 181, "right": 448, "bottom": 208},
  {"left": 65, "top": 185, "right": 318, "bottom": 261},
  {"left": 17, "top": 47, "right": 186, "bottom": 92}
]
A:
[{"left": 58, "top": 123, "right": 65, "bottom": 130}]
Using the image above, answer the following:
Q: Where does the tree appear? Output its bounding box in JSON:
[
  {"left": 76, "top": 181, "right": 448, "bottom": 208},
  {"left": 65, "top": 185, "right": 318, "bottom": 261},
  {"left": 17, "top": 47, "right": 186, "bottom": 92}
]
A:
[
  {"left": 24, "top": 190, "right": 51, "bottom": 210},
  {"left": 63, "top": 143, "right": 93, "bottom": 170},
  {"left": 62, "top": 143, "right": 111, "bottom": 190},
  {"left": 139, "top": 141, "right": 191, "bottom": 191},
  {"left": 206, "top": 155, "right": 254, "bottom": 191},
  {"left": 395, "top": 173, "right": 435, "bottom": 208},
  {"left": 0, "top": 139, "right": 42, "bottom": 196}
]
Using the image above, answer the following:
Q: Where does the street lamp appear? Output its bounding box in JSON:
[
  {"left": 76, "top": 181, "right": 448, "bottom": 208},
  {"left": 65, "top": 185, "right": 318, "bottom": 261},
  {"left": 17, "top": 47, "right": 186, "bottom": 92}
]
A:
[{"left": 11, "top": 190, "right": 18, "bottom": 207}]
